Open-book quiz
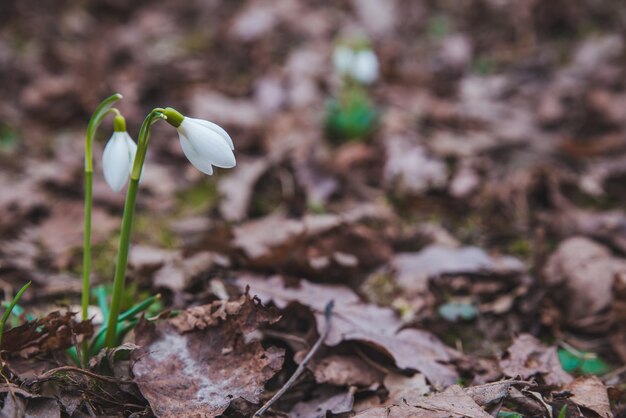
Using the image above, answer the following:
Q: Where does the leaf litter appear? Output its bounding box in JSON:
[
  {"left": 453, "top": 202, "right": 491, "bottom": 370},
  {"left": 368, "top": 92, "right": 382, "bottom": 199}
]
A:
[{"left": 0, "top": 0, "right": 626, "bottom": 416}]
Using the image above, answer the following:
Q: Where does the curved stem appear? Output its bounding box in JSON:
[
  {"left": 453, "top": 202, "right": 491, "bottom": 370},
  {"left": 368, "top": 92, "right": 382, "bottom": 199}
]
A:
[
  {"left": 0, "top": 281, "right": 31, "bottom": 349},
  {"left": 82, "top": 94, "right": 122, "bottom": 363},
  {"left": 103, "top": 108, "right": 164, "bottom": 348},
  {"left": 83, "top": 94, "right": 123, "bottom": 319}
]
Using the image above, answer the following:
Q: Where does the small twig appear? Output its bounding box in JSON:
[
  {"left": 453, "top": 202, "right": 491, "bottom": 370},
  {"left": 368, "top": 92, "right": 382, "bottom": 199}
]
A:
[
  {"left": 39, "top": 366, "right": 131, "bottom": 384},
  {"left": 254, "top": 300, "right": 334, "bottom": 417}
]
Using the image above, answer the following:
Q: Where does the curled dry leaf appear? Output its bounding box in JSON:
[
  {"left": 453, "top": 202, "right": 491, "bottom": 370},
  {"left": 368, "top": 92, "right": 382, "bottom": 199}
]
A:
[
  {"left": 355, "top": 385, "right": 492, "bottom": 418},
  {"left": 391, "top": 245, "right": 525, "bottom": 294},
  {"left": 565, "top": 376, "right": 612, "bottom": 418},
  {"left": 0, "top": 391, "right": 60, "bottom": 418},
  {"left": 499, "top": 334, "right": 572, "bottom": 387},
  {"left": 290, "top": 386, "right": 356, "bottom": 418},
  {"left": 218, "top": 157, "right": 271, "bottom": 222},
  {"left": 464, "top": 379, "right": 528, "bottom": 406},
  {"left": 232, "top": 210, "right": 392, "bottom": 280},
  {"left": 310, "top": 354, "right": 384, "bottom": 387},
  {"left": 384, "top": 136, "right": 448, "bottom": 195},
  {"left": 2, "top": 311, "right": 93, "bottom": 358},
  {"left": 236, "top": 275, "right": 459, "bottom": 386},
  {"left": 383, "top": 373, "right": 431, "bottom": 405},
  {"left": 131, "top": 294, "right": 284, "bottom": 418},
  {"left": 130, "top": 246, "right": 219, "bottom": 292},
  {"left": 543, "top": 236, "right": 626, "bottom": 329}
]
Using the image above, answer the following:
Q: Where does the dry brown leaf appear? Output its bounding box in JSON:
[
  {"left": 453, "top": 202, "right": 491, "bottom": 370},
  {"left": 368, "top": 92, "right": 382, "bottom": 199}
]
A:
[
  {"left": 232, "top": 211, "right": 392, "bottom": 279},
  {"left": 391, "top": 245, "right": 525, "bottom": 294},
  {"left": 562, "top": 209, "right": 626, "bottom": 255},
  {"left": 190, "top": 90, "right": 263, "bottom": 129},
  {"left": 218, "top": 157, "right": 271, "bottom": 222},
  {"left": 465, "top": 379, "right": 527, "bottom": 406},
  {"left": 0, "top": 392, "right": 60, "bottom": 418},
  {"left": 383, "top": 373, "right": 431, "bottom": 405},
  {"left": 290, "top": 386, "right": 356, "bottom": 418},
  {"left": 2, "top": 311, "right": 93, "bottom": 358},
  {"left": 566, "top": 376, "right": 612, "bottom": 418},
  {"left": 355, "top": 385, "right": 492, "bottom": 418},
  {"left": 236, "top": 275, "right": 459, "bottom": 386},
  {"left": 543, "top": 236, "right": 626, "bottom": 329},
  {"left": 310, "top": 354, "right": 383, "bottom": 387},
  {"left": 132, "top": 294, "right": 284, "bottom": 418},
  {"left": 384, "top": 136, "right": 447, "bottom": 195},
  {"left": 499, "top": 334, "right": 572, "bottom": 386}
]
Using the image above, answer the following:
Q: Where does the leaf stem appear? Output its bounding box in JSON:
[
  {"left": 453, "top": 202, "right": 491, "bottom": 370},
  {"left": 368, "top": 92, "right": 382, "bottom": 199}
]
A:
[{"left": 0, "top": 281, "right": 31, "bottom": 348}]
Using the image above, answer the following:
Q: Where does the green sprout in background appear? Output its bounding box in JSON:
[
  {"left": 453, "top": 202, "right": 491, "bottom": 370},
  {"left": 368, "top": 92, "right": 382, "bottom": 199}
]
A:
[
  {"left": 325, "top": 36, "right": 380, "bottom": 144},
  {"left": 558, "top": 345, "right": 610, "bottom": 376}
]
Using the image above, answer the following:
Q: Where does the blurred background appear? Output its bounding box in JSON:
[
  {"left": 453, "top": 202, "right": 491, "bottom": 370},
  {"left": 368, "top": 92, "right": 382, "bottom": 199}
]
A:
[{"left": 0, "top": 0, "right": 625, "bottom": 328}]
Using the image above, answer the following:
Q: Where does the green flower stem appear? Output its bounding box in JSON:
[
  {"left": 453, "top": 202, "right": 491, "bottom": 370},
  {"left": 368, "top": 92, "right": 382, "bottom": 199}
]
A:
[
  {"left": 82, "top": 93, "right": 123, "bottom": 323},
  {"left": 82, "top": 94, "right": 122, "bottom": 363},
  {"left": 0, "top": 281, "right": 31, "bottom": 348},
  {"left": 103, "top": 109, "right": 164, "bottom": 348},
  {"left": 103, "top": 177, "right": 139, "bottom": 348}
]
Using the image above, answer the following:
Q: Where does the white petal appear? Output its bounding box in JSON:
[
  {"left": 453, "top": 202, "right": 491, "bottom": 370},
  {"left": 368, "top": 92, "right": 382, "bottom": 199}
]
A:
[
  {"left": 178, "top": 134, "right": 213, "bottom": 175},
  {"left": 352, "top": 50, "right": 379, "bottom": 84},
  {"left": 333, "top": 45, "right": 354, "bottom": 76},
  {"left": 122, "top": 132, "right": 143, "bottom": 181},
  {"left": 178, "top": 118, "right": 236, "bottom": 168},
  {"left": 102, "top": 132, "right": 133, "bottom": 192},
  {"left": 122, "top": 132, "right": 138, "bottom": 171},
  {"left": 188, "top": 117, "right": 234, "bottom": 150}
]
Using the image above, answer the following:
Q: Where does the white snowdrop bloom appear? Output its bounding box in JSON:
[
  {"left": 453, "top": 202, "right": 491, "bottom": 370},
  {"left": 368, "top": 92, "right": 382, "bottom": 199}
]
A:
[
  {"left": 352, "top": 49, "right": 379, "bottom": 84},
  {"left": 333, "top": 45, "right": 355, "bottom": 76},
  {"left": 170, "top": 113, "right": 235, "bottom": 175},
  {"left": 102, "top": 131, "right": 137, "bottom": 192}
]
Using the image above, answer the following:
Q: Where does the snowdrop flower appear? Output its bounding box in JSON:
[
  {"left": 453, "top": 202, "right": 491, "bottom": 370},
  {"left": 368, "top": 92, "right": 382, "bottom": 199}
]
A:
[
  {"left": 163, "top": 108, "right": 235, "bottom": 175},
  {"left": 333, "top": 45, "right": 355, "bottom": 76},
  {"left": 102, "top": 115, "right": 137, "bottom": 192},
  {"left": 352, "top": 49, "right": 379, "bottom": 84}
]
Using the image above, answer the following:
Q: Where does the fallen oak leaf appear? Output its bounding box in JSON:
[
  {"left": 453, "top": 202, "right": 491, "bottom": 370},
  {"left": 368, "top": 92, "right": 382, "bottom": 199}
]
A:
[
  {"left": 131, "top": 294, "right": 284, "bottom": 418},
  {"left": 236, "top": 275, "right": 459, "bottom": 386}
]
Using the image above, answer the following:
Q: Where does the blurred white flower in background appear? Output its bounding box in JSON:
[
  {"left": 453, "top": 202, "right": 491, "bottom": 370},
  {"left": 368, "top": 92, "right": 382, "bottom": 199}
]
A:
[
  {"left": 333, "top": 45, "right": 355, "bottom": 76},
  {"left": 332, "top": 43, "right": 379, "bottom": 85},
  {"left": 352, "top": 49, "right": 379, "bottom": 84}
]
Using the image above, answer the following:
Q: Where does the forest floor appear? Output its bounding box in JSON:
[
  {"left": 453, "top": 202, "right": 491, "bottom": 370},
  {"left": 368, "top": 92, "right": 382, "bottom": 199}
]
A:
[{"left": 0, "top": 0, "right": 625, "bottom": 417}]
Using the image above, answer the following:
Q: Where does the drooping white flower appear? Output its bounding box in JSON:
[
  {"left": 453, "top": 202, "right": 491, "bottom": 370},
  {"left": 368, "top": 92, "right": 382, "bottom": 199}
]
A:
[
  {"left": 102, "top": 131, "right": 137, "bottom": 192},
  {"left": 175, "top": 117, "right": 235, "bottom": 175},
  {"left": 352, "top": 49, "right": 379, "bottom": 84},
  {"left": 333, "top": 45, "right": 355, "bottom": 76}
]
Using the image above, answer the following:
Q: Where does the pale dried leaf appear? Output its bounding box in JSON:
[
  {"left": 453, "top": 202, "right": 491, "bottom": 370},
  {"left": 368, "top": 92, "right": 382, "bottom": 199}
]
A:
[
  {"left": 566, "top": 376, "right": 612, "bottom": 418},
  {"left": 499, "top": 334, "right": 572, "bottom": 386},
  {"left": 355, "top": 385, "right": 492, "bottom": 418},
  {"left": 236, "top": 275, "right": 459, "bottom": 386},
  {"left": 132, "top": 295, "right": 284, "bottom": 418}
]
